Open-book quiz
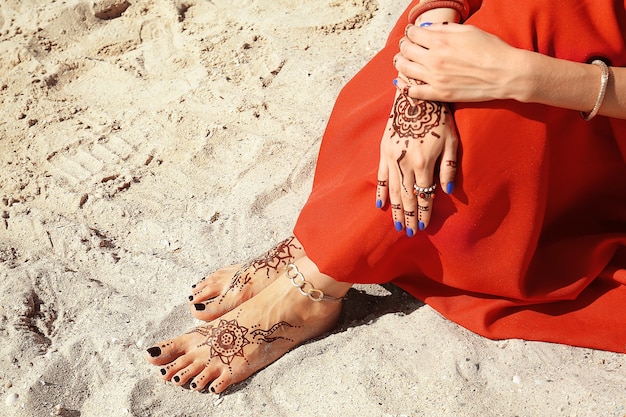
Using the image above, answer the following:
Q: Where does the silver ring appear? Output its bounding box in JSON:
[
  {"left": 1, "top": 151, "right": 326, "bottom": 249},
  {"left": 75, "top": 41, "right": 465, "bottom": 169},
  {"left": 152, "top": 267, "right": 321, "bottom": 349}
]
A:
[{"left": 413, "top": 183, "right": 437, "bottom": 194}]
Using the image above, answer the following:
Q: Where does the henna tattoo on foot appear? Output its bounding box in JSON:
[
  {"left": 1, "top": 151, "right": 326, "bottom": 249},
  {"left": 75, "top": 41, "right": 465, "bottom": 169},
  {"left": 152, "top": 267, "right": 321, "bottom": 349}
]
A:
[
  {"left": 188, "top": 317, "right": 300, "bottom": 370},
  {"left": 195, "top": 237, "right": 303, "bottom": 308}
]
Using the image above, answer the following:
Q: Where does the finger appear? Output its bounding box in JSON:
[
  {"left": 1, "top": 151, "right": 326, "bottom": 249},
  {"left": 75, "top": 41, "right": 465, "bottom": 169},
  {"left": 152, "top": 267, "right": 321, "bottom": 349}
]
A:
[
  {"left": 387, "top": 166, "right": 404, "bottom": 232},
  {"left": 415, "top": 176, "right": 437, "bottom": 231},
  {"left": 414, "top": 181, "right": 436, "bottom": 231},
  {"left": 398, "top": 34, "right": 429, "bottom": 57},
  {"left": 393, "top": 54, "right": 429, "bottom": 86},
  {"left": 376, "top": 157, "right": 389, "bottom": 209},
  {"left": 406, "top": 21, "right": 461, "bottom": 45},
  {"left": 439, "top": 134, "right": 458, "bottom": 195},
  {"left": 393, "top": 75, "right": 441, "bottom": 101},
  {"left": 400, "top": 175, "right": 418, "bottom": 237},
  {"left": 404, "top": 23, "right": 414, "bottom": 39}
]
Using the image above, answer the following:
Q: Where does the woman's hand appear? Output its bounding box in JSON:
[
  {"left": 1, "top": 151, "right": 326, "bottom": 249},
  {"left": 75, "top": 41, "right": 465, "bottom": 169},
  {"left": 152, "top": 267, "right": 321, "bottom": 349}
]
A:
[
  {"left": 394, "top": 23, "right": 523, "bottom": 103},
  {"left": 376, "top": 87, "right": 458, "bottom": 235}
]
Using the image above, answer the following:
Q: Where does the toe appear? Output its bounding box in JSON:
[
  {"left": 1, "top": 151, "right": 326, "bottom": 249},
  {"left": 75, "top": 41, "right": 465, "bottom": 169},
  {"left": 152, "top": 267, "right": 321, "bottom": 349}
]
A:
[
  {"left": 210, "top": 369, "right": 247, "bottom": 394},
  {"left": 145, "top": 334, "right": 194, "bottom": 366},
  {"left": 190, "top": 366, "right": 221, "bottom": 392},
  {"left": 172, "top": 361, "right": 206, "bottom": 386},
  {"left": 160, "top": 355, "right": 194, "bottom": 381},
  {"left": 189, "top": 299, "right": 226, "bottom": 321},
  {"left": 188, "top": 282, "right": 222, "bottom": 304}
]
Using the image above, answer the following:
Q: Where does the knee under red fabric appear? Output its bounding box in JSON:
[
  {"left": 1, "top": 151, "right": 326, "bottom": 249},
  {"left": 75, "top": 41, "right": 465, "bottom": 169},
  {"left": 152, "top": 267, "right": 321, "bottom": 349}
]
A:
[{"left": 294, "top": 0, "right": 626, "bottom": 352}]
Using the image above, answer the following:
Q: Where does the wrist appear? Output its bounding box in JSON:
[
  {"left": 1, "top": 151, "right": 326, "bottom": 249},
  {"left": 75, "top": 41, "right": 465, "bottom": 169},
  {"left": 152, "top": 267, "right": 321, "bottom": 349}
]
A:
[
  {"left": 505, "top": 49, "right": 537, "bottom": 102},
  {"left": 415, "top": 8, "right": 461, "bottom": 25},
  {"left": 408, "top": 0, "right": 469, "bottom": 24}
]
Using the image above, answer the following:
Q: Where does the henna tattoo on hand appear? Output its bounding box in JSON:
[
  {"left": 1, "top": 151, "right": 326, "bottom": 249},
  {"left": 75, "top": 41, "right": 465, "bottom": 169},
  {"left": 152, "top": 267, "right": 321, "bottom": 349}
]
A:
[
  {"left": 391, "top": 204, "right": 402, "bottom": 210},
  {"left": 446, "top": 160, "right": 457, "bottom": 168},
  {"left": 403, "top": 210, "right": 415, "bottom": 217},
  {"left": 397, "top": 150, "right": 407, "bottom": 192},
  {"left": 391, "top": 93, "right": 442, "bottom": 141},
  {"left": 418, "top": 205, "right": 430, "bottom": 211}
]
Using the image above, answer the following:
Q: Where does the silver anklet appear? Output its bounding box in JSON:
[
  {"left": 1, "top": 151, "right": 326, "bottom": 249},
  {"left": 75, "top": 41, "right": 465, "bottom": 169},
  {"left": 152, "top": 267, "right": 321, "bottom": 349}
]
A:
[{"left": 285, "top": 264, "right": 344, "bottom": 302}]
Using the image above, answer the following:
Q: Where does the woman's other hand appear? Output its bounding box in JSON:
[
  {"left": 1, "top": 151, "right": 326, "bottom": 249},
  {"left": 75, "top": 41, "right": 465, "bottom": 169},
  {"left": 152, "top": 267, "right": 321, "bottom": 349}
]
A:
[{"left": 395, "top": 23, "right": 522, "bottom": 103}]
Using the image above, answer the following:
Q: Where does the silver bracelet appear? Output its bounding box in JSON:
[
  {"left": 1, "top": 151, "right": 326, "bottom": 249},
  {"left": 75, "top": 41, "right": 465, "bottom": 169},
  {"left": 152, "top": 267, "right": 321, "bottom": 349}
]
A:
[
  {"left": 580, "top": 59, "right": 610, "bottom": 121},
  {"left": 285, "top": 264, "right": 344, "bottom": 302}
]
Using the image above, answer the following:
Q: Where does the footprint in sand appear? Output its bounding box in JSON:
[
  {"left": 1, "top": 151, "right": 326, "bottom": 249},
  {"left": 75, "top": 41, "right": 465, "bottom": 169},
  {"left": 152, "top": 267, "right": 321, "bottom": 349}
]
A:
[{"left": 230, "top": 0, "right": 378, "bottom": 30}]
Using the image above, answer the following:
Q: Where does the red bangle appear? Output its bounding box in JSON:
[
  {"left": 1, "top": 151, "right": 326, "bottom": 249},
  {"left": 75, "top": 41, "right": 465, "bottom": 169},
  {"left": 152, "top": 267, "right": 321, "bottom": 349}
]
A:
[{"left": 408, "top": 0, "right": 470, "bottom": 24}]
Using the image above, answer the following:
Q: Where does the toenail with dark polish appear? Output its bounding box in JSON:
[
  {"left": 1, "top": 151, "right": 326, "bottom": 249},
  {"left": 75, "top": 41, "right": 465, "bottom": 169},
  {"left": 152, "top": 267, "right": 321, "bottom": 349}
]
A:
[
  {"left": 194, "top": 303, "right": 206, "bottom": 311},
  {"left": 160, "top": 368, "right": 166, "bottom": 375},
  {"left": 191, "top": 284, "right": 196, "bottom": 288},
  {"left": 147, "top": 347, "right": 162, "bottom": 357},
  {"left": 173, "top": 375, "right": 180, "bottom": 383},
  {"left": 191, "top": 382, "right": 197, "bottom": 389},
  {"left": 210, "top": 386, "right": 216, "bottom": 393},
  {"left": 188, "top": 295, "right": 193, "bottom": 301}
]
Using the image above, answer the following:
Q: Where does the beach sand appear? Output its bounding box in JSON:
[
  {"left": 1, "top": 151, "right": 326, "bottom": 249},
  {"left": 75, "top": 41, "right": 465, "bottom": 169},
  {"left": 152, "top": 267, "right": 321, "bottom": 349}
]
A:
[{"left": 1, "top": 1, "right": 624, "bottom": 416}]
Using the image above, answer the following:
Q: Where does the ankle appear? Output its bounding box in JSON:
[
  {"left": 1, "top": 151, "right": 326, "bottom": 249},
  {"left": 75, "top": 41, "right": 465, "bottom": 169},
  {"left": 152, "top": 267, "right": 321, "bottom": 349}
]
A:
[{"left": 290, "top": 257, "right": 352, "bottom": 300}]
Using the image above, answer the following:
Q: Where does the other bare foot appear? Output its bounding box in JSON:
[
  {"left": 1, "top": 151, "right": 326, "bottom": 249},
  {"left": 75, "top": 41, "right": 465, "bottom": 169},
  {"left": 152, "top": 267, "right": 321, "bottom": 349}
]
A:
[
  {"left": 147, "top": 257, "right": 350, "bottom": 394},
  {"left": 189, "top": 236, "right": 305, "bottom": 321}
]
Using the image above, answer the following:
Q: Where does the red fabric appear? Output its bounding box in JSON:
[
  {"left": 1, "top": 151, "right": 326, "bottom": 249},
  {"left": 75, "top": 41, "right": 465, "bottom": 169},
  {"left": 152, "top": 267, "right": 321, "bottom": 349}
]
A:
[{"left": 294, "top": 0, "right": 626, "bottom": 352}]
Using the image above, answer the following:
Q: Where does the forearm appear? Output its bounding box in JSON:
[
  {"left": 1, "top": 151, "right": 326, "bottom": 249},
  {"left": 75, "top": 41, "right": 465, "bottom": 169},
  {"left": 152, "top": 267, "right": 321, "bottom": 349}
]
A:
[{"left": 511, "top": 50, "right": 626, "bottom": 120}]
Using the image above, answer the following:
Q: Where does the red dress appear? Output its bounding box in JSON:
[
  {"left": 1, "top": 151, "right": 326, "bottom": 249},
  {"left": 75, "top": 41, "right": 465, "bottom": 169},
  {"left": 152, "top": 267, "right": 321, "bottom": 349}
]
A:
[{"left": 294, "top": 0, "right": 626, "bottom": 353}]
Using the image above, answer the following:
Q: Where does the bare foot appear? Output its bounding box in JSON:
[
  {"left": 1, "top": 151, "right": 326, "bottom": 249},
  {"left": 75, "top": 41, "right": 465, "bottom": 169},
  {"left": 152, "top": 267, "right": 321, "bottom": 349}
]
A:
[
  {"left": 146, "top": 257, "right": 351, "bottom": 394},
  {"left": 189, "top": 236, "right": 305, "bottom": 321}
]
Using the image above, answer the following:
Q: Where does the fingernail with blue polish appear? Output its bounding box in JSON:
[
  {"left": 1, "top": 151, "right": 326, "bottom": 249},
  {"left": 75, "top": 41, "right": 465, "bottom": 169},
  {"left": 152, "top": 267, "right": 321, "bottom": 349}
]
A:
[
  {"left": 406, "top": 228, "right": 414, "bottom": 238},
  {"left": 393, "top": 79, "right": 398, "bottom": 87},
  {"left": 418, "top": 221, "right": 425, "bottom": 231},
  {"left": 446, "top": 181, "right": 454, "bottom": 194},
  {"left": 376, "top": 199, "right": 383, "bottom": 209},
  {"left": 420, "top": 22, "right": 433, "bottom": 27},
  {"left": 395, "top": 221, "right": 403, "bottom": 232}
]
